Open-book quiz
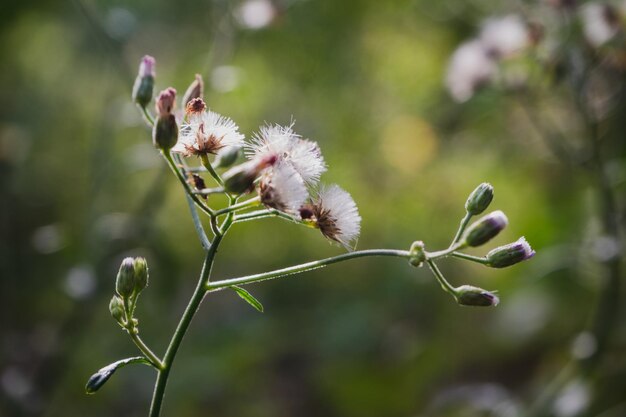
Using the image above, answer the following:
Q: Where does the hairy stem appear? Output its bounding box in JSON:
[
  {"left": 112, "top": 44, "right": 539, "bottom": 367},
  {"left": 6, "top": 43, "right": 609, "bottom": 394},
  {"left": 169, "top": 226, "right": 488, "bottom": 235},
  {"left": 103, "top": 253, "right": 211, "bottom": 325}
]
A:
[
  {"left": 450, "top": 212, "right": 472, "bottom": 247},
  {"left": 215, "top": 196, "right": 261, "bottom": 216},
  {"left": 426, "top": 259, "right": 457, "bottom": 298},
  {"left": 128, "top": 331, "right": 164, "bottom": 370},
  {"left": 206, "top": 249, "right": 411, "bottom": 291},
  {"left": 162, "top": 151, "right": 214, "bottom": 217},
  {"left": 450, "top": 252, "right": 489, "bottom": 265},
  {"left": 148, "top": 236, "right": 223, "bottom": 417}
]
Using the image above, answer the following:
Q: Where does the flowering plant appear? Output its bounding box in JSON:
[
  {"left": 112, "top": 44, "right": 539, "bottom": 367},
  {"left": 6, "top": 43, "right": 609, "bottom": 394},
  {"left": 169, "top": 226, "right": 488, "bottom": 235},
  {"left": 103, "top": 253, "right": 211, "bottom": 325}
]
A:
[{"left": 85, "top": 56, "right": 534, "bottom": 416}]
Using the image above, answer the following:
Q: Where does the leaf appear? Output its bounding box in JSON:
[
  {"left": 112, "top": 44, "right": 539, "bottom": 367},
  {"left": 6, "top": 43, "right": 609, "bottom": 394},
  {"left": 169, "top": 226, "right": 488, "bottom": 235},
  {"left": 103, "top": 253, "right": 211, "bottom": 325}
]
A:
[
  {"left": 231, "top": 285, "right": 264, "bottom": 313},
  {"left": 85, "top": 357, "right": 150, "bottom": 394}
]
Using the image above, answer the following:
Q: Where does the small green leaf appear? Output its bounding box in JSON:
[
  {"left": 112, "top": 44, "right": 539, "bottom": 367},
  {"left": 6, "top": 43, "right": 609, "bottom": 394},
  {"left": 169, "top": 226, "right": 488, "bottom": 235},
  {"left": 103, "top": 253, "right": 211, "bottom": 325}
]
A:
[
  {"left": 85, "top": 357, "right": 150, "bottom": 394},
  {"left": 231, "top": 285, "right": 264, "bottom": 312}
]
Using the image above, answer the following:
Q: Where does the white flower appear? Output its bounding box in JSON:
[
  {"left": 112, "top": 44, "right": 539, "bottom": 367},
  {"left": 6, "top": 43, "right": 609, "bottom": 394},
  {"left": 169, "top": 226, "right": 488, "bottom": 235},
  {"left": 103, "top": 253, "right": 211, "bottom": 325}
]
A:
[
  {"left": 258, "top": 162, "right": 308, "bottom": 213},
  {"left": 246, "top": 122, "right": 326, "bottom": 185},
  {"left": 480, "top": 15, "right": 530, "bottom": 58},
  {"left": 445, "top": 40, "right": 497, "bottom": 103},
  {"left": 172, "top": 106, "right": 245, "bottom": 157},
  {"left": 301, "top": 184, "right": 361, "bottom": 250},
  {"left": 581, "top": 3, "right": 620, "bottom": 47}
]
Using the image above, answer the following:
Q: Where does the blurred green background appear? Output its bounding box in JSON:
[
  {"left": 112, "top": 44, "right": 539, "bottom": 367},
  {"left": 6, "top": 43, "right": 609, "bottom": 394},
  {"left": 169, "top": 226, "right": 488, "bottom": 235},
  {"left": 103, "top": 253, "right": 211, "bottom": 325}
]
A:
[{"left": 1, "top": 0, "right": 625, "bottom": 416}]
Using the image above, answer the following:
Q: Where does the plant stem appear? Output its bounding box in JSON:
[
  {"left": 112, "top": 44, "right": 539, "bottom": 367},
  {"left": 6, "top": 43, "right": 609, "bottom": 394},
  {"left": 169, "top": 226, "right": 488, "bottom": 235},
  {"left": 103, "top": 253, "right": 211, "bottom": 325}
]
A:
[
  {"left": 214, "top": 196, "right": 261, "bottom": 216},
  {"left": 427, "top": 242, "right": 465, "bottom": 260},
  {"left": 162, "top": 151, "right": 214, "bottom": 217},
  {"left": 128, "top": 331, "right": 164, "bottom": 370},
  {"left": 450, "top": 252, "right": 490, "bottom": 265},
  {"left": 148, "top": 236, "right": 223, "bottom": 417},
  {"left": 206, "top": 249, "right": 411, "bottom": 291},
  {"left": 194, "top": 187, "right": 226, "bottom": 196},
  {"left": 426, "top": 259, "right": 457, "bottom": 298},
  {"left": 450, "top": 212, "right": 472, "bottom": 247},
  {"left": 139, "top": 105, "right": 155, "bottom": 126},
  {"left": 184, "top": 194, "right": 211, "bottom": 250},
  {"left": 201, "top": 154, "right": 224, "bottom": 186},
  {"left": 232, "top": 209, "right": 300, "bottom": 224}
]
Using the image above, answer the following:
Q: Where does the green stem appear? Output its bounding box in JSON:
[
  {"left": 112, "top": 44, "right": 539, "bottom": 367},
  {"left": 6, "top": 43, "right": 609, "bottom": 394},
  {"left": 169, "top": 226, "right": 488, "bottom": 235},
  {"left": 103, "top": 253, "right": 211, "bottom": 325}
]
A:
[
  {"left": 139, "top": 105, "right": 155, "bottom": 126},
  {"left": 148, "top": 233, "right": 225, "bottom": 417},
  {"left": 214, "top": 196, "right": 261, "bottom": 216},
  {"left": 206, "top": 249, "right": 411, "bottom": 291},
  {"left": 425, "top": 259, "right": 457, "bottom": 298},
  {"left": 127, "top": 331, "right": 164, "bottom": 370},
  {"left": 184, "top": 194, "right": 211, "bottom": 250},
  {"left": 201, "top": 154, "right": 224, "bottom": 186},
  {"left": 232, "top": 209, "right": 300, "bottom": 224},
  {"left": 427, "top": 242, "right": 466, "bottom": 260},
  {"left": 450, "top": 251, "right": 490, "bottom": 265},
  {"left": 162, "top": 151, "right": 214, "bottom": 217},
  {"left": 450, "top": 211, "right": 472, "bottom": 247},
  {"left": 194, "top": 187, "right": 226, "bottom": 196}
]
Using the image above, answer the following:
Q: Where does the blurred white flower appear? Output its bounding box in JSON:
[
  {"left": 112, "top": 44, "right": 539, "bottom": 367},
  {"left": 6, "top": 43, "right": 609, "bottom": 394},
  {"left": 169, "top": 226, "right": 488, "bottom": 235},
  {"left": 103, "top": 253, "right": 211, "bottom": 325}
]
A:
[
  {"left": 235, "top": 0, "right": 276, "bottom": 30},
  {"left": 246, "top": 122, "right": 326, "bottom": 184},
  {"left": 445, "top": 40, "right": 497, "bottom": 102},
  {"left": 480, "top": 15, "right": 530, "bottom": 58},
  {"left": 301, "top": 184, "right": 361, "bottom": 250},
  {"left": 173, "top": 104, "right": 245, "bottom": 157},
  {"left": 258, "top": 162, "right": 308, "bottom": 213},
  {"left": 581, "top": 3, "right": 620, "bottom": 47}
]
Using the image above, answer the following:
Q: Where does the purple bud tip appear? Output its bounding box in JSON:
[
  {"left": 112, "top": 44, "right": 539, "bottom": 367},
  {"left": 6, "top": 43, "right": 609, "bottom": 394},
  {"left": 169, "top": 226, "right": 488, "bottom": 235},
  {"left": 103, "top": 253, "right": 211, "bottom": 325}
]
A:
[
  {"left": 156, "top": 87, "right": 177, "bottom": 117},
  {"left": 487, "top": 210, "right": 509, "bottom": 230},
  {"left": 139, "top": 55, "right": 156, "bottom": 78},
  {"left": 517, "top": 237, "right": 536, "bottom": 260}
]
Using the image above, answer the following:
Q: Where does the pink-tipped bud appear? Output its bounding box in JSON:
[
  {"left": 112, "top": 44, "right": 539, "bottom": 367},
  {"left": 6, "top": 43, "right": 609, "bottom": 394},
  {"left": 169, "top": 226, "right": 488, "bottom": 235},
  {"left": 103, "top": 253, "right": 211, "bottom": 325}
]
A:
[
  {"left": 155, "top": 87, "right": 177, "bottom": 117},
  {"left": 132, "top": 56, "right": 156, "bottom": 108},
  {"left": 138, "top": 55, "right": 156, "bottom": 78}
]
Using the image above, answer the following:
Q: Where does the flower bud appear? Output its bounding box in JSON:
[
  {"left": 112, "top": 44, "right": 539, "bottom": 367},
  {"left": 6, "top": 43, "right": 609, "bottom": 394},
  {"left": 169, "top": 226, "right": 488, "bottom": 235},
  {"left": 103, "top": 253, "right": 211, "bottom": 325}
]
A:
[
  {"left": 182, "top": 74, "right": 204, "bottom": 108},
  {"left": 454, "top": 285, "right": 499, "bottom": 307},
  {"left": 215, "top": 146, "right": 241, "bottom": 168},
  {"left": 133, "top": 257, "right": 149, "bottom": 293},
  {"left": 408, "top": 240, "right": 426, "bottom": 267},
  {"left": 132, "top": 56, "right": 155, "bottom": 108},
  {"left": 153, "top": 114, "right": 179, "bottom": 151},
  {"left": 116, "top": 257, "right": 136, "bottom": 298},
  {"left": 486, "top": 237, "right": 535, "bottom": 268},
  {"left": 109, "top": 295, "right": 126, "bottom": 323},
  {"left": 155, "top": 87, "right": 177, "bottom": 117},
  {"left": 223, "top": 154, "right": 277, "bottom": 194},
  {"left": 463, "top": 210, "right": 508, "bottom": 247},
  {"left": 465, "top": 182, "right": 494, "bottom": 215}
]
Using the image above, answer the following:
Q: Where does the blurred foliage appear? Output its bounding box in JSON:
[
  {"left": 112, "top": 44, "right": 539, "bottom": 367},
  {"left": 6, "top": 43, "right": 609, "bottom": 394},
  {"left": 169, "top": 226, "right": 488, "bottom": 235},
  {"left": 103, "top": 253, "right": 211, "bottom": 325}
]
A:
[{"left": 0, "top": 0, "right": 625, "bottom": 417}]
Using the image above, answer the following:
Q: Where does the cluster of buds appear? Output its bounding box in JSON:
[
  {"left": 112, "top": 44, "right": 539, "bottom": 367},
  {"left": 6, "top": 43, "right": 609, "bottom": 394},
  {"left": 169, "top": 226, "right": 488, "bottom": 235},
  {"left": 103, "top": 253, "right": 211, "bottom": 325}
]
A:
[
  {"left": 109, "top": 257, "right": 149, "bottom": 331},
  {"left": 408, "top": 183, "right": 534, "bottom": 307}
]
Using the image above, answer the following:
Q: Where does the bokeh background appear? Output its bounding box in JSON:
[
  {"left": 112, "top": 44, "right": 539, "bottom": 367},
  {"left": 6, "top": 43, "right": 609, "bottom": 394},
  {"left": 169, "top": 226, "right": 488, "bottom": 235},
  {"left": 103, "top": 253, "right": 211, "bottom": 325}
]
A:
[{"left": 1, "top": 0, "right": 625, "bottom": 416}]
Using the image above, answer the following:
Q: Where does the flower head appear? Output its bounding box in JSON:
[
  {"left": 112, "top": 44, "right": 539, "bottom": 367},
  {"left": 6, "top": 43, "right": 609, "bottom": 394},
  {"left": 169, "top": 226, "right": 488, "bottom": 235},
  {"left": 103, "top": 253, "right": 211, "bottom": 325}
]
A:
[
  {"left": 172, "top": 100, "right": 245, "bottom": 157},
  {"left": 258, "top": 162, "right": 308, "bottom": 213},
  {"left": 300, "top": 184, "right": 361, "bottom": 250},
  {"left": 246, "top": 122, "right": 326, "bottom": 185},
  {"left": 581, "top": 3, "right": 620, "bottom": 47}
]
